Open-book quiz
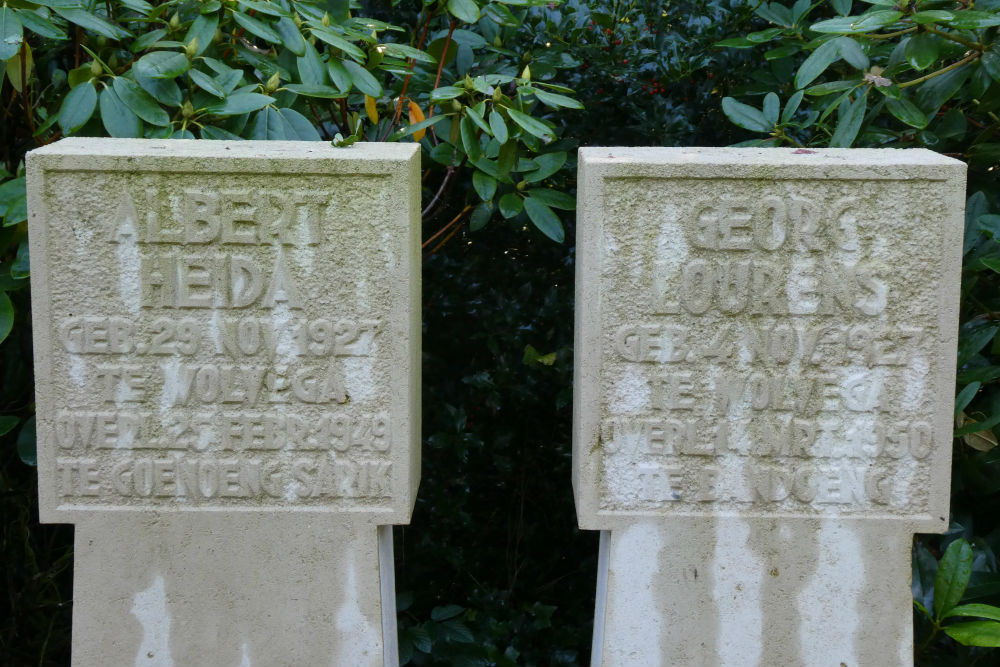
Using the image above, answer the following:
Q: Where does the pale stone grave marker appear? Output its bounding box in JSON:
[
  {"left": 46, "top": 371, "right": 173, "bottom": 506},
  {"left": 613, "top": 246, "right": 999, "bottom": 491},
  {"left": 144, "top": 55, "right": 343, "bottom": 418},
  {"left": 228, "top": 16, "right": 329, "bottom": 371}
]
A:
[
  {"left": 27, "top": 139, "right": 420, "bottom": 667},
  {"left": 574, "top": 147, "right": 966, "bottom": 667}
]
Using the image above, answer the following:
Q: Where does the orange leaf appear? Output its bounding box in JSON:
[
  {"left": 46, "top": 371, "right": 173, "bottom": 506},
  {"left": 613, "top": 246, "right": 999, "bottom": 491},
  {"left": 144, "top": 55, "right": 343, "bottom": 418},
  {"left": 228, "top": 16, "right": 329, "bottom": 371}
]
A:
[{"left": 408, "top": 100, "right": 426, "bottom": 141}]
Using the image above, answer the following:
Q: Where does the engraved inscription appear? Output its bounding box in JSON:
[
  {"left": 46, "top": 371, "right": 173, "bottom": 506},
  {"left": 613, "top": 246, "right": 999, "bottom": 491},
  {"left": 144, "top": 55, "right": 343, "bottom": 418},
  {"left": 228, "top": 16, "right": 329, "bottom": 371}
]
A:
[
  {"left": 597, "top": 182, "right": 943, "bottom": 516},
  {"left": 40, "top": 170, "right": 402, "bottom": 509}
]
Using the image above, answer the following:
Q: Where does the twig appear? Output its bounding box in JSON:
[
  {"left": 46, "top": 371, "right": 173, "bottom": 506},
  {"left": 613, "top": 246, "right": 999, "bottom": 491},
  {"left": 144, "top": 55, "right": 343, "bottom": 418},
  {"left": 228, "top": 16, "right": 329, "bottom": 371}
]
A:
[
  {"left": 385, "top": 8, "right": 433, "bottom": 140},
  {"left": 422, "top": 166, "right": 456, "bottom": 219},
  {"left": 923, "top": 24, "right": 981, "bottom": 50},
  {"left": 899, "top": 51, "right": 979, "bottom": 89},
  {"left": 422, "top": 203, "right": 473, "bottom": 250}
]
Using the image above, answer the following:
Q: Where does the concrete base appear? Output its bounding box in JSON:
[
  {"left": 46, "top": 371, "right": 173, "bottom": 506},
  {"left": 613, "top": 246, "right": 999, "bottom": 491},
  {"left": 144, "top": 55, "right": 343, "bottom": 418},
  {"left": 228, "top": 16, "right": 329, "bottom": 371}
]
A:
[
  {"left": 71, "top": 515, "right": 397, "bottom": 667},
  {"left": 592, "top": 518, "right": 913, "bottom": 667}
]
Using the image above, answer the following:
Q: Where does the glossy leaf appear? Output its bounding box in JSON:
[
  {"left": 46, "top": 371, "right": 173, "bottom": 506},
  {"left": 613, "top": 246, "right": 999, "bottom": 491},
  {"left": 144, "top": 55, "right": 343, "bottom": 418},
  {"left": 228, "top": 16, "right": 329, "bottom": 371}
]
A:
[
  {"left": 885, "top": 96, "right": 927, "bottom": 129},
  {"left": 943, "top": 621, "right": 1000, "bottom": 647},
  {"left": 505, "top": 108, "right": 553, "bottom": 141},
  {"left": 135, "top": 51, "right": 189, "bottom": 79},
  {"left": 342, "top": 60, "right": 382, "bottom": 96},
  {"left": 489, "top": 110, "right": 508, "bottom": 144},
  {"left": 0, "top": 291, "right": 12, "bottom": 345},
  {"left": 721, "top": 97, "right": 771, "bottom": 132},
  {"left": 830, "top": 91, "right": 866, "bottom": 147},
  {"left": 499, "top": 192, "right": 523, "bottom": 218},
  {"left": 205, "top": 92, "right": 275, "bottom": 115},
  {"left": 99, "top": 86, "right": 143, "bottom": 137},
  {"left": 905, "top": 34, "right": 939, "bottom": 72},
  {"left": 472, "top": 170, "right": 497, "bottom": 201},
  {"left": 523, "top": 151, "right": 566, "bottom": 183},
  {"left": 762, "top": 92, "right": 780, "bottom": 125},
  {"left": 58, "top": 81, "right": 97, "bottom": 134},
  {"left": 189, "top": 69, "right": 225, "bottom": 98},
  {"left": 232, "top": 11, "right": 282, "bottom": 43},
  {"left": 524, "top": 188, "right": 574, "bottom": 210},
  {"left": 447, "top": 0, "right": 480, "bottom": 24},
  {"left": 113, "top": 77, "right": 171, "bottom": 125},
  {"left": 0, "top": 6, "right": 24, "bottom": 60},
  {"left": 935, "top": 539, "right": 974, "bottom": 619},
  {"left": 523, "top": 197, "right": 564, "bottom": 242},
  {"left": 795, "top": 39, "right": 840, "bottom": 89}
]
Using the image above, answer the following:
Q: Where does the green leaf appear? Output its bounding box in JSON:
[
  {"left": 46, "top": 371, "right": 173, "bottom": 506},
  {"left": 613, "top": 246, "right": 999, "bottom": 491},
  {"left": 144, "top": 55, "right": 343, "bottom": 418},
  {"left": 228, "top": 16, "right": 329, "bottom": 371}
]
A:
[
  {"left": 184, "top": 12, "right": 218, "bottom": 56},
  {"left": 484, "top": 2, "right": 518, "bottom": 27},
  {"left": 795, "top": 39, "right": 840, "bottom": 90},
  {"left": 53, "top": 7, "right": 130, "bottom": 40},
  {"left": 310, "top": 26, "right": 366, "bottom": 61},
  {"left": 17, "top": 9, "right": 67, "bottom": 40},
  {"left": 447, "top": 0, "right": 480, "bottom": 23},
  {"left": 205, "top": 92, "right": 275, "bottom": 115},
  {"left": 135, "top": 51, "right": 190, "bottom": 80},
  {"left": 284, "top": 83, "right": 345, "bottom": 98},
  {"left": 944, "top": 621, "right": 1000, "bottom": 647},
  {"left": 134, "top": 71, "right": 182, "bottom": 106},
  {"left": 716, "top": 37, "right": 756, "bottom": 48},
  {"left": 911, "top": 10, "right": 954, "bottom": 24},
  {"left": 905, "top": 33, "right": 939, "bottom": 72},
  {"left": 431, "top": 604, "right": 464, "bottom": 621},
  {"left": 721, "top": 97, "right": 771, "bottom": 132},
  {"left": 323, "top": 59, "right": 351, "bottom": 92},
  {"left": 525, "top": 188, "right": 574, "bottom": 210},
  {"left": 955, "top": 382, "right": 981, "bottom": 418},
  {"left": 0, "top": 291, "right": 12, "bottom": 344},
  {"left": 16, "top": 415, "right": 35, "bottom": 466},
  {"left": 762, "top": 92, "right": 780, "bottom": 125},
  {"left": 296, "top": 39, "right": 326, "bottom": 85},
  {"left": 499, "top": 192, "right": 523, "bottom": 218},
  {"left": 461, "top": 115, "right": 482, "bottom": 160},
  {"left": 232, "top": 11, "right": 282, "bottom": 43},
  {"left": 959, "top": 320, "right": 998, "bottom": 365},
  {"left": 237, "top": 0, "right": 290, "bottom": 17},
  {"left": 885, "top": 96, "right": 927, "bottom": 129},
  {"left": 58, "top": 80, "right": 97, "bottom": 134},
  {"left": 465, "top": 104, "right": 491, "bottom": 135},
  {"left": 278, "top": 107, "right": 321, "bottom": 140},
  {"left": 781, "top": 90, "right": 804, "bottom": 123},
  {"left": 342, "top": 60, "right": 382, "bottom": 96},
  {"left": 945, "top": 604, "right": 1000, "bottom": 622},
  {"left": 835, "top": 36, "right": 868, "bottom": 70},
  {"left": 935, "top": 539, "right": 974, "bottom": 619},
  {"left": 469, "top": 201, "right": 492, "bottom": 231},
  {"left": 0, "top": 415, "right": 18, "bottom": 437},
  {"left": 497, "top": 139, "right": 516, "bottom": 180},
  {"left": 0, "top": 6, "right": 24, "bottom": 61},
  {"left": 946, "top": 10, "right": 1000, "bottom": 29},
  {"left": 981, "top": 49, "right": 1000, "bottom": 82},
  {"left": 532, "top": 89, "right": 584, "bottom": 110},
  {"left": 11, "top": 239, "right": 27, "bottom": 279},
  {"left": 113, "top": 77, "right": 170, "bottom": 126},
  {"left": 523, "top": 151, "right": 566, "bottom": 183},
  {"left": 472, "top": 170, "right": 497, "bottom": 201},
  {"left": 188, "top": 69, "right": 225, "bottom": 98},
  {"left": 506, "top": 108, "right": 553, "bottom": 142},
  {"left": 524, "top": 197, "right": 564, "bottom": 242},
  {"left": 915, "top": 64, "right": 970, "bottom": 114},
  {"left": 382, "top": 43, "right": 436, "bottom": 63},
  {"left": 201, "top": 125, "right": 243, "bottom": 140},
  {"left": 274, "top": 17, "right": 306, "bottom": 55},
  {"left": 490, "top": 110, "right": 508, "bottom": 144},
  {"left": 830, "top": 90, "right": 867, "bottom": 147},
  {"left": 430, "top": 85, "right": 465, "bottom": 101},
  {"left": 99, "top": 86, "right": 142, "bottom": 137}
]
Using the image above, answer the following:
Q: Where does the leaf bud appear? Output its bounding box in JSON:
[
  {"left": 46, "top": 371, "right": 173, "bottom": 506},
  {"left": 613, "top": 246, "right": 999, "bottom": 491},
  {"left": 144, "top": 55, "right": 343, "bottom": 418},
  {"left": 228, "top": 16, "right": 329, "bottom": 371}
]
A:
[
  {"left": 90, "top": 60, "right": 103, "bottom": 77},
  {"left": 266, "top": 71, "right": 281, "bottom": 92},
  {"left": 169, "top": 12, "right": 180, "bottom": 31},
  {"left": 213, "top": 28, "right": 223, "bottom": 43},
  {"left": 493, "top": 87, "right": 502, "bottom": 103},
  {"left": 181, "top": 100, "right": 195, "bottom": 118},
  {"left": 109, "top": 54, "right": 119, "bottom": 70},
  {"left": 517, "top": 180, "right": 527, "bottom": 191},
  {"left": 493, "top": 35, "right": 502, "bottom": 47},
  {"left": 521, "top": 65, "right": 531, "bottom": 81},
  {"left": 97, "top": 36, "right": 107, "bottom": 48},
  {"left": 450, "top": 99, "right": 462, "bottom": 113},
  {"left": 185, "top": 37, "right": 199, "bottom": 58},
  {"left": 322, "top": 12, "right": 330, "bottom": 26},
  {"left": 293, "top": 12, "right": 302, "bottom": 27}
]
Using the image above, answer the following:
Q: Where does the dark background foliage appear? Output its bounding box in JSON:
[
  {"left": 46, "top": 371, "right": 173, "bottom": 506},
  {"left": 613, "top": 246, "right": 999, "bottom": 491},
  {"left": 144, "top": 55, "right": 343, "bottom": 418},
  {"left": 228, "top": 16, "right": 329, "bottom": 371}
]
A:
[{"left": 4, "top": 0, "right": 1000, "bottom": 664}]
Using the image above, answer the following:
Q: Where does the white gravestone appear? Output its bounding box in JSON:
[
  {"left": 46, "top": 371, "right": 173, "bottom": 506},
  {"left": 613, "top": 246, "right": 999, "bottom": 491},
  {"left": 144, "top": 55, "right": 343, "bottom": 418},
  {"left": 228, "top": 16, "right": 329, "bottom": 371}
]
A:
[
  {"left": 574, "top": 147, "right": 966, "bottom": 667},
  {"left": 27, "top": 139, "right": 421, "bottom": 667}
]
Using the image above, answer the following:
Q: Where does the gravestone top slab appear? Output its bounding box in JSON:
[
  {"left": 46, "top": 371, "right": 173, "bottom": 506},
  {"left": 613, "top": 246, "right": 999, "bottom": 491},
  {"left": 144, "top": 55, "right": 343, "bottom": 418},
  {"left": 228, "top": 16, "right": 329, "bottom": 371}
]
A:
[
  {"left": 28, "top": 139, "right": 421, "bottom": 524},
  {"left": 574, "top": 147, "right": 965, "bottom": 532}
]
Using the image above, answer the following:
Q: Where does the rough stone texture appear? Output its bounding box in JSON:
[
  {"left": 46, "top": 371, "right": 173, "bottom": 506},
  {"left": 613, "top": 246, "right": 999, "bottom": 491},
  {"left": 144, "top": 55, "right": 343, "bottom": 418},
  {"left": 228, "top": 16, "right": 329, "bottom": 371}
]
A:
[
  {"left": 574, "top": 148, "right": 966, "bottom": 666},
  {"left": 27, "top": 139, "right": 420, "bottom": 666}
]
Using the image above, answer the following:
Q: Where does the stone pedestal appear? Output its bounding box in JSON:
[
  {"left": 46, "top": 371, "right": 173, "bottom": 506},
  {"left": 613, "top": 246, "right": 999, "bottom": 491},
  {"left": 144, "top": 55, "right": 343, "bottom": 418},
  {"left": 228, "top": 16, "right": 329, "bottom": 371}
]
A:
[
  {"left": 27, "top": 139, "right": 421, "bottom": 666},
  {"left": 574, "top": 148, "right": 966, "bottom": 667}
]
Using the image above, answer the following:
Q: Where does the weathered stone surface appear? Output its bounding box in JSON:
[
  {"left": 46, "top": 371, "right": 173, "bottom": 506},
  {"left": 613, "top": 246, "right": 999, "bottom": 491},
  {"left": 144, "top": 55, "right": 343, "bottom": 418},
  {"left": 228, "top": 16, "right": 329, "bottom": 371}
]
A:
[
  {"left": 575, "top": 147, "right": 965, "bottom": 532},
  {"left": 28, "top": 139, "right": 421, "bottom": 524},
  {"left": 575, "top": 147, "right": 966, "bottom": 667},
  {"left": 27, "top": 139, "right": 420, "bottom": 666}
]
